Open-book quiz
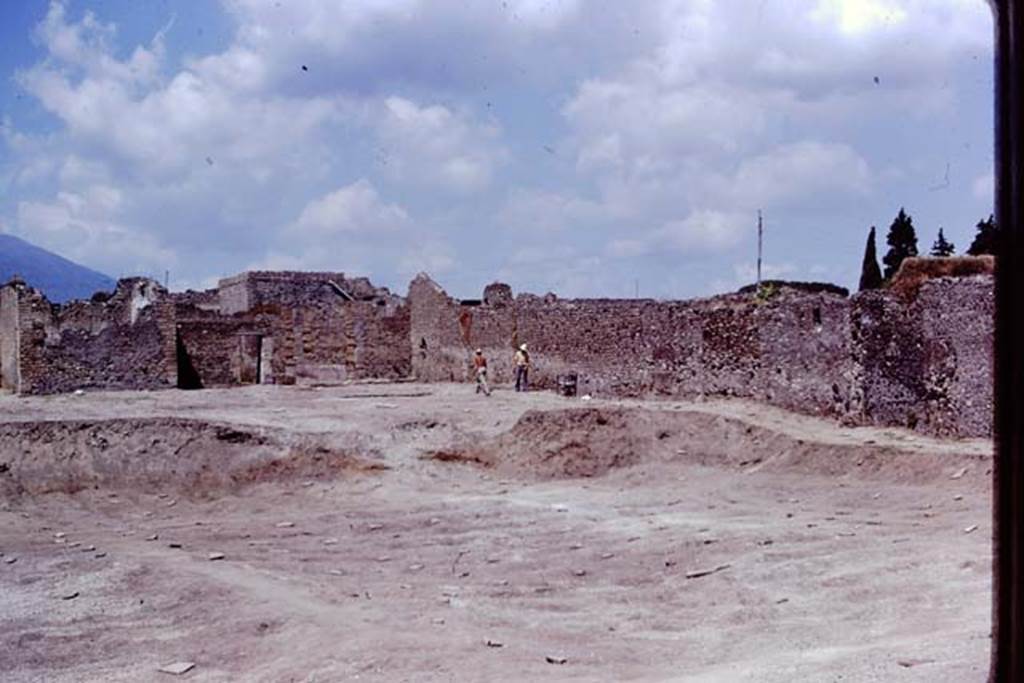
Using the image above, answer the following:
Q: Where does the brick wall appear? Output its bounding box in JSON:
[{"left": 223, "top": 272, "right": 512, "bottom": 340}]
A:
[{"left": 210, "top": 272, "right": 411, "bottom": 384}]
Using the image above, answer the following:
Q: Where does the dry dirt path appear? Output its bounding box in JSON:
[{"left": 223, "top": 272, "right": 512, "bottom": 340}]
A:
[{"left": 0, "top": 384, "right": 993, "bottom": 681}]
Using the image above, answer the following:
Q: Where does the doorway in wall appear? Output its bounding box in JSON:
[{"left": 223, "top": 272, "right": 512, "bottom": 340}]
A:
[
  {"left": 175, "top": 331, "right": 202, "bottom": 390},
  {"left": 238, "top": 333, "right": 262, "bottom": 385}
]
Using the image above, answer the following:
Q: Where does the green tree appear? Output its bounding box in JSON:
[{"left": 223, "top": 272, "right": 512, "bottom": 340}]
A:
[
  {"left": 930, "top": 228, "right": 955, "bottom": 257},
  {"left": 882, "top": 208, "right": 919, "bottom": 280},
  {"left": 967, "top": 214, "right": 998, "bottom": 256},
  {"left": 858, "top": 226, "right": 883, "bottom": 291}
]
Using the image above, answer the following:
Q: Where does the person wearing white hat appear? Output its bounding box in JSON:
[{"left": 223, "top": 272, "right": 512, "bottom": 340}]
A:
[
  {"left": 514, "top": 343, "right": 530, "bottom": 392},
  {"left": 473, "top": 348, "right": 491, "bottom": 397}
]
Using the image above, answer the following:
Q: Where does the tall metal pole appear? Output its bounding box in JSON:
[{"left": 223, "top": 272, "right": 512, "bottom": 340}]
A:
[{"left": 757, "top": 210, "right": 763, "bottom": 290}]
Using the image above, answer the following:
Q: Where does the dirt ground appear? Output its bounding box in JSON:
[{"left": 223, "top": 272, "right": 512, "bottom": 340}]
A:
[{"left": 0, "top": 383, "right": 994, "bottom": 681}]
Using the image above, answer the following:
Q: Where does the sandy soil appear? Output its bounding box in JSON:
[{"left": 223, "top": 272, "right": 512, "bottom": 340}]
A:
[{"left": 0, "top": 383, "right": 994, "bottom": 681}]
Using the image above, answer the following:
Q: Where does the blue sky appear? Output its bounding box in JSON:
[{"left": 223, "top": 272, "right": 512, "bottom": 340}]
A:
[{"left": 0, "top": 0, "right": 995, "bottom": 299}]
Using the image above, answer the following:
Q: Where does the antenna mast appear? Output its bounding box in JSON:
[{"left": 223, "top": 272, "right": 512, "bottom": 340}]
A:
[{"left": 756, "top": 210, "right": 763, "bottom": 290}]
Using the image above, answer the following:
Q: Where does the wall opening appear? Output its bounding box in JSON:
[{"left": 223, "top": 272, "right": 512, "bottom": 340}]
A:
[
  {"left": 259, "top": 337, "right": 274, "bottom": 384},
  {"left": 239, "top": 334, "right": 262, "bottom": 384},
  {"left": 175, "top": 331, "right": 203, "bottom": 390}
]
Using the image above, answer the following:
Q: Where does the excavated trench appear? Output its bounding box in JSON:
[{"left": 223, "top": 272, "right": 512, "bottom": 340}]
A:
[
  {"left": 0, "top": 394, "right": 995, "bottom": 682},
  {"left": 0, "top": 405, "right": 990, "bottom": 499},
  {"left": 427, "top": 407, "right": 990, "bottom": 484},
  {"left": 0, "top": 418, "right": 384, "bottom": 498}
]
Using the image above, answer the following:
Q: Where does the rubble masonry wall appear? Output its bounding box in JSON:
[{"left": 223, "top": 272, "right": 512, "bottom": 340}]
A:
[
  {"left": 850, "top": 275, "right": 993, "bottom": 437},
  {"left": 409, "top": 274, "right": 855, "bottom": 419},
  {"left": 409, "top": 273, "right": 993, "bottom": 437},
  {"left": 9, "top": 280, "right": 175, "bottom": 395},
  {"left": 1, "top": 268, "right": 993, "bottom": 438}
]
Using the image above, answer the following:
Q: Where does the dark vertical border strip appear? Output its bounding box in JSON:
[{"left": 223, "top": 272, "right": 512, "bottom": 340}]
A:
[{"left": 992, "top": 1, "right": 1022, "bottom": 680}]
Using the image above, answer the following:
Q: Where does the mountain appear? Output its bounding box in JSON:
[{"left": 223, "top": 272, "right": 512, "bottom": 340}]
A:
[{"left": 0, "top": 233, "right": 115, "bottom": 303}]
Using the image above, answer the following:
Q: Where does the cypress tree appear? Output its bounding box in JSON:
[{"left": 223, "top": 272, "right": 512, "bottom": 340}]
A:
[
  {"left": 882, "top": 208, "right": 919, "bottom": 280},
  {"left": 967, "top": 214, "right": 998, "bottom": 256},
  {"left": 858, "top": 226, "right": 883, "bottom": 291},
  {"left": 930, "top": 228, "right": 955, "bottom": 257}
]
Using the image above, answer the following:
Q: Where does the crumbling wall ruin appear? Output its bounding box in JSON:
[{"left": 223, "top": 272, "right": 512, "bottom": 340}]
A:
[
  {"left": 410, "top": 274, "right": 854, "bottom": 417},
  {"left": 0, "top": 270, "right": 412, "bottom": 394},
  {"left": 175, "top": 319, "right": 262, "bottom": 388},
  {"left": 211, "top": 271, "right": 411, "bottom": 385},
  {"left": 0, "top": 264, "right": 993, "bottom": 438},
  {"left": 850, "top": 275, "right": 993, "bottom": 437},
  {"left": 409, "top": 272, "right": 993, "bottom": 438},
  {"left": 0, "top": 278, "right": 175, "bottom": 395},
  {"left": 0, "top": 285, "right": 20, "bottom": 392}
]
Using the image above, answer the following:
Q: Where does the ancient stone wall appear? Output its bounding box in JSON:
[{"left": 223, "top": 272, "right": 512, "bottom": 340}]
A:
[
  {"left": 5, "top": 279, "right": 175, "bottom": 395},
  {"left": 409, "top": 273, "right": 992, "bottom": 436},
  {"left": 209, "top": 272, "right": 411, "bottom": 385},
  {"left": 0, "top": 265, "right": 992, "bottom": 437},
  {"left": 268, "top": 305, "right": 350, "bottom": 384},
  {"left": 0, "top": 285, "right": 20, "bottom": 392},
  {"left": 1, "top": 271, "right": 407, "bottom": 394},
  {"left": 851, "top": 275, "right": 993, "bottom": 437},
  {"left": 348, "top": 300, "right": 412, "bottom": 380},
  {"left": 176, "top": 319, "right": 262, "bottom": 388},
  {"left": 257, "top": 300, "right": 410, "bottom": 385},
  {"left": 172, "top": 288, "right": 220, "bottom": 312},
  {"left": 410, "top": 274, "right": 854, "bottom": 416},
  {"left": 217, "top": 274, "right": 252, "bottom": 315},
  {"left": 918, "top": 277, "right": 994, "bottom": 437},
  {"left": 218, "top": 271, "right": 399, "bottom": 313}
]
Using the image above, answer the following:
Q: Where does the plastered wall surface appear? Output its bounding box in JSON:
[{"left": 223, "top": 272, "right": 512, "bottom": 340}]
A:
[{"left": 0, "top": 286, "right": 20, "bottom": 392}]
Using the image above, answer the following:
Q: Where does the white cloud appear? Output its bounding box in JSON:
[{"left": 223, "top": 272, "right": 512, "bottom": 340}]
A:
[
  {"left": 18, "top": 4, "right": 347, "bottom": 182},
  {"left": 608, "top": 209, "right": 749, "bottom": 258},
  {"left": 258, "top": 179, "right": 454, "bottom": 283},
  {"left": 495, "top": 245, "right": 608, "bottom": 298},
  {"left": 0, "top": 0, "right": 994, "bottom": 299},
  {"left": 728, "top": 142, "right": 872, "bottom": 209},
  {"left": 15, "top": 186, "right": 175, "bottom": 278},
  {"left": 497, "top": 188, "right": 604, "bottom": 233},
  {"left": 376, "top": 96, "right": 506, "bottom": 193},
  {"left": 289, "top": 179, "right": 410, "bottom": 237},
  {"left": 33, "top": 1, "right": 165, "bottom": 86},
  {"left": 565, "top": 79, "right": 765, "bottom": 175},
  {"left": 218, "top": 0, "right": 649, "bottom": 94},
  {"left": 811, "top": 0, "right": 908, "bottom": 36},
  {"left": 397, "top": 240, "right": 456, "bottom": 280}
]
